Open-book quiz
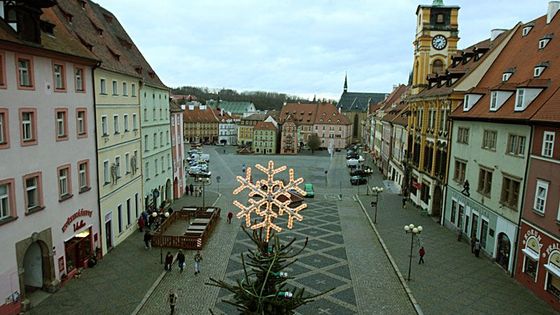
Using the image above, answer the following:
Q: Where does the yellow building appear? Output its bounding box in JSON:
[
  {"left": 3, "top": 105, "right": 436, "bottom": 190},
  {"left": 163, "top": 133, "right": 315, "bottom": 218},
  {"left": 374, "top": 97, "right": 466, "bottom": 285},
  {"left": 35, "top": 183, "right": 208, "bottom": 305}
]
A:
[
  {"left": 62, "top": 1, "right": 145, "bottom": 253},
  {"left": 183, "top": 103, "right": 219, "bottom": 144},
  {"left": 238, "top": 113, "right": 267, "bottom": 147}
]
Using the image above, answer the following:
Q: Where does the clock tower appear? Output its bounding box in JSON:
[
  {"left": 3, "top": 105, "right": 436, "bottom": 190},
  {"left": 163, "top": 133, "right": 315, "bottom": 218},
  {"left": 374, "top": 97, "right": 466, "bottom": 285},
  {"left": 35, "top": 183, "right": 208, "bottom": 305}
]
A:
[{"left": 411, "top": 0, "right": 459, "bottom": 95}]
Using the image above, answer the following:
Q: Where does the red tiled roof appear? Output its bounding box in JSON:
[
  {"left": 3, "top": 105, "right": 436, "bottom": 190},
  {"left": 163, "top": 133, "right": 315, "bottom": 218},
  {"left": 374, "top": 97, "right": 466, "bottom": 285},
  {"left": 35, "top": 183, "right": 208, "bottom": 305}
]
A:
[
  {"left": 183, "top": 106, "right": 218, "bottom": 123},
  {"left": 314, "top": 103, "right": 351, "bottom": 125},
  {"left": 254, "top": 121, "right": 276, "bottom": 131},
  {"left": 452, "top": 14, "right": 560, "bottom": 122},
  {"left": 279, "top": 103, "right": 318, "bottom": 125}
]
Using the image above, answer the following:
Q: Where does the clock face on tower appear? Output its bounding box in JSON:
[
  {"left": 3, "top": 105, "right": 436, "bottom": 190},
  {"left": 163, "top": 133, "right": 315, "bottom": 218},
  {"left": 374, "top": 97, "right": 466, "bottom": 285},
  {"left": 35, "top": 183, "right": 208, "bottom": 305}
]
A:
[{"left": 432, "top": 35, "right": 447, "bottom": 50}]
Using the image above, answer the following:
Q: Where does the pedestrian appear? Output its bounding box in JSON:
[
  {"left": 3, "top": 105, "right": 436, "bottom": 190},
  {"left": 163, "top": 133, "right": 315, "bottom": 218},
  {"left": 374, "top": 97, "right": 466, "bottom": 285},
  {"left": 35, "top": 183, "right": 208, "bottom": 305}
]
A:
[
  {"left": 418, "top": 246, "right": 425, "bottom": 264},
  {"left": 142, "top": 210, "right": 149, "bottom": 227},
  {"left": 189, "top": 184, "right": 194, "bottom": 196},
  {"left": 143, "top": 231, "right": 152, "bottom": 249},
  {"left": 402, "top": 196, "right": 407, "bottom": 209},
  {"left": 165, "top": 252, "right": 173, "bottom": 271},
  {"left": 138, "top": 215, "right": 145, "bottom": 232},
  {"left": 194, "top": 250, "right": 203, "bottom": 275},
  {"left": 177, "top": 250, "right": 186, "bottom": 273},
  {"left": 185, "top": 185, "right": 190, "bottom": 196},
  {"left": 470, "top": 235, "right": 476, "bottom": 253},
  {"left": 456, "top": 226, "right": 462, "bottom": 242},
  {"left": 474, "top": 239, "right": 481, "bottom": 257},
  {"left": 227, "top": 211, "right": 233, "bottom": 224},
  {"left": 168, "top": 289, "right": 178, "bottom": 315}
]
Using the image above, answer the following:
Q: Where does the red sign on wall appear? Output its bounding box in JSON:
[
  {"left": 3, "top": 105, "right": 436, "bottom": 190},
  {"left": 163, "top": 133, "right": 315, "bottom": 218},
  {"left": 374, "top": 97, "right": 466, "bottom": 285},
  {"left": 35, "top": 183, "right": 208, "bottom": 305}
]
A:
[
  {"left": 62, "top": 209, "right": 93, "bottom": 233},
  {"left": 412, "top": 181, "right": 422, "bottom": 190}
]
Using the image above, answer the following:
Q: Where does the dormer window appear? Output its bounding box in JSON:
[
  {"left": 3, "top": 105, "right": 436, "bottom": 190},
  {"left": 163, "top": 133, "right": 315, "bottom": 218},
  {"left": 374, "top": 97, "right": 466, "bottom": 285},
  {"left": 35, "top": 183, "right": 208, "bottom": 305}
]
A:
[
  {"left": 490, "top": 91, "right": 498, "bottom": 110},
  {"left": 502, "top": 72, "right": 512, "bottom": 82},
  {"left": 489, "top": 90, "right": 513, "bottom": 111},
  {"left": 539, "top": 38, "right": 551, "bottom": 49},
  {"left": 522, "top": 26, "right": 533, "bottom": 36},
  {"left": 515, "top": 89, "right": 525, "bottom": 110},
  {"left": 534, "top": 66, "right": 545, "bottom": 77},
  {"left": 463, "top": 93, "right": 482, "bottom": 112}
]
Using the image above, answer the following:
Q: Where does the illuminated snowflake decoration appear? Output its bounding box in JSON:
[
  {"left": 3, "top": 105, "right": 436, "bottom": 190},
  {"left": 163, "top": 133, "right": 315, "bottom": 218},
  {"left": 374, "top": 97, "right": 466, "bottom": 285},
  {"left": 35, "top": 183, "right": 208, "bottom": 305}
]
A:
[{"left": 233, "top": 161, "right": 307, "bottom": 241}]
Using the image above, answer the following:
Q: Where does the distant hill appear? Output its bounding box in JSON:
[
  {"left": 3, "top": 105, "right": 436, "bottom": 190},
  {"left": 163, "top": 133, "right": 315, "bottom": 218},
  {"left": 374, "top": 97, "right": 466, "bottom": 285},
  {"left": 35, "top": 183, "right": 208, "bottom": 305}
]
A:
[{"left": 171, "top": 86, "right": 335, "bottom": 111}]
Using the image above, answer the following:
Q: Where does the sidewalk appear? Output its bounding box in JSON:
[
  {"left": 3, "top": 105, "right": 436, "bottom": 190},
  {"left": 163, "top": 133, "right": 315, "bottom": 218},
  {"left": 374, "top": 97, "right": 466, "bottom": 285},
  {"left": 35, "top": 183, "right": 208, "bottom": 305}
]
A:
[
  {"left": 357, "top": 169, "right": 558, "bottom": 315},
  {"left": 30, "top": 193, "right": 217, "bottom": 315}
]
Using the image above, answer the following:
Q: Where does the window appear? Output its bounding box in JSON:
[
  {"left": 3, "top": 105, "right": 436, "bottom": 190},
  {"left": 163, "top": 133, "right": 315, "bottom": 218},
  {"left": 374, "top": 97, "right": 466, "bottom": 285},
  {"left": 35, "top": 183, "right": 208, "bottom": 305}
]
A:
[
  {"left": 145, "top": 161, "right": 150, "bottom": 179},
  {"left": 160, "top": 132, "right": 163, "bottom": 147},
  {"left": 490, "top": 91, "right": 498, "bottom": 110},
  {"left": 450, "top": 200, "right": 457, "bottom": 225},
  {"left": 0, "top": 109, "right": 9, "bottom": 149},
  {"left": 115, "top": 156, "right": 121, "bottom": 179},
  {"left": 53, "top": 63, "right": 66, "bottom": 90},
  {"left": 77, "top": 109, "right": 87, "bottom": 137},
  {"left": 112, "top": 80, "right": 118, "bottom": 95},
  {"left": 477, "top": 167, "right": 492, "bottom": 197},
  {"left": 155, "top": 160, "right": 158, "bottom": 175},
  {"left": 100, "top": 78, "right": 106, "bottom": 94},
  {"left": 78, "top": 160, "right": 90, "bottom": 192},
  {"left": 502, "top": 72, "right": 512, "bottom": 82},
  {"left": 533, "top": 180, "right": 549, "bottom": 213},
  {"left": 454, "top": 159, "right": 466, "bottom": 183},
  {"left": 153, "top": 133, "right": 157, "bottom": 149},
  {"left": 507, "top": 134, "right": 526, "bottom": 156},
  {"left": 103, "top": 160, "right": 109, "bottom": 184},
  {"left": 168, "top": 154, "right": 171, "bottom": 169},
  {"left": 534, "top": 66, "right": 546, "bottom": 77},
  {"left": 135, "top": 193, "right": 139, "bottom": 218},
  {"left": 144, "top": 135, "right": 149, "bottom": 151},
  {"left": 542, "top": 131, "right": 555, "bottom": 157},
  {"left": 522, "top": 26, "right": 533, "bottom": 36},
  {"left": 17, "top": 57, "right": 33, "bottom": 88},
  {"left": 0, "top": 53, "right": 5, "bottom": 88},
  {"left": 431, "top": 59, "right": 444, "bottom": 75},
  {"left": 0, "top": 180, "right": 15, "bottom": 221},
  {"left": 524, "top": 255, "right": 538, "bottom": 281},
  {"left": 20, "top": 109, "right": 37, "bottom": 145},
  {"left": 500, "top": 175, "right": 520, "bottom": 209},
  {"left": 122, "top": 82, "right": 128, "bottom": 96},
  {"left": 153, "top": 108, "right": 156, "bottom": 121},
  {"left": 125, "top": 153, "right": 130, "bottom": 174},
  {"left": 126, "top": 199, "right": 131, "bottom": 226},
  {"left": 101, "top": 115, "right": 108, "bottom": 136},
  {"left": 55, "top": 109, "right": 68, "bottom": 140},
  {"left": 161, "top": 156, "right": 164, "bottom": 172},
  {"left": 457, "top": 127, "right": 469, "bottom": 144},
  {"left": 159, "top": 108, "right": 162, "bottom": 120},
  {"left": 117, "top": 205, "right": 123, "bottom": 233},
  {"left": 515, "top": 89, "right": 525, "bottom": 110},
  {"left": 23, "top": 172, "right": 42, "bottom": 212},
  {"left": 131, "top": 83, "right": 136, "bottom": 97},
  {"left": 482, "top": 130, "right": 497, "bottom": 151},
  {"left": 75, "top": 67, "right": 84, "bottom": 92},
  {"left": 124, "top": 114, "right": 129, "bottom": 132},
  {"left": 113, "top": 115, "right": 119, "bottom": 134},
  {"left": 58, "top": 166, "right": 71, "bottom": 199},
  {"left": 166, "top": 131, "right": 169, "bottom": 144},
  {"left": 132, "top": 113, "right": 138, "bottom": 130},
  {"left": 539, "top": 38, "right": 550, "bottom": 49},
  {"left": 144, "top": 108, "right": 148, "bottom": 121}
]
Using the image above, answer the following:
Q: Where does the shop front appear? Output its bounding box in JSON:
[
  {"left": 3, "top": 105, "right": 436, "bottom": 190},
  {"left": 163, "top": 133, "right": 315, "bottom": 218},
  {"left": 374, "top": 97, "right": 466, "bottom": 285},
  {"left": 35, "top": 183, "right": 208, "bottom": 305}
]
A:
[
  {"left": 516, "top": 222, "right": 560, "bottom": 311},
  {"left": 60, "top": 209, "right": 95, "bottom": 281}
]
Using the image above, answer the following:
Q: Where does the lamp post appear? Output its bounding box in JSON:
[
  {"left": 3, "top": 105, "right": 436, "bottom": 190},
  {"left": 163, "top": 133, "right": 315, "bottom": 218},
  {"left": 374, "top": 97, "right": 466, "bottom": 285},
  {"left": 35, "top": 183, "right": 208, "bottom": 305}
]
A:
[
  {"left": 370, "top": 186, "right": 383, "bottom": 224},
  {"left": 404, "top": 223, "right": 423, "bottom": 281}
]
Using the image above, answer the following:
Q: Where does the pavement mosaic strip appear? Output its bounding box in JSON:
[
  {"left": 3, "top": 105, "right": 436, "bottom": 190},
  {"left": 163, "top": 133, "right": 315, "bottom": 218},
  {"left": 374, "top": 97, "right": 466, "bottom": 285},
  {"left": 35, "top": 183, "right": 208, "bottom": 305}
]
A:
[{"left": 212, "top": 198, "right": 358, "bottom": 315}]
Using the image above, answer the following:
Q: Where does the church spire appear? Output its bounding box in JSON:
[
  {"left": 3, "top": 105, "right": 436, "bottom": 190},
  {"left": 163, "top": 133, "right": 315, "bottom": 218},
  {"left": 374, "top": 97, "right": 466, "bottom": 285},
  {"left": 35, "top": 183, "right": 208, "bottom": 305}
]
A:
[{"left": 343, "top": 72, "right": 348, "bottom": 93}]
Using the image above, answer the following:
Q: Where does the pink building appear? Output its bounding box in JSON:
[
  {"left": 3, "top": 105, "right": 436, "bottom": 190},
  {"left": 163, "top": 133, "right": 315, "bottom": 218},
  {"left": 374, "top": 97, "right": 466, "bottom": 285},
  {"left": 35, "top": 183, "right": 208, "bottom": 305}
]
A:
[
  {"left": 0, "top": 4, "right": 100, "bottom": 313},
  {"left": 170, "top": 102, "right": 185, "bottom": 198}
]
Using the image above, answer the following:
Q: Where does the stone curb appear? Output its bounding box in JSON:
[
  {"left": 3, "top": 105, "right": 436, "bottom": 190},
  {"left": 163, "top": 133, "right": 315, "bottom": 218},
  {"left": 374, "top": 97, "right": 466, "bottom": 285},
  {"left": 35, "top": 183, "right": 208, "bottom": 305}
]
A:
[
  {"left": 355, "top": 194, "right": 424, "bottom": 315},
  {"left": 130, "top": 193, "right": 223, "bottom": 315}
]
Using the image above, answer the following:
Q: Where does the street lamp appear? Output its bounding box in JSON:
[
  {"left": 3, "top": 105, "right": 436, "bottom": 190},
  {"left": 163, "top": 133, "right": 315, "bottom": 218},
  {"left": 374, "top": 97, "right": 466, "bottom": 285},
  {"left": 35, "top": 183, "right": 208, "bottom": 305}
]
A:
[
  {"left": 404, "top": 223, "right": 423, "bottom": 281},
  {"left": 370, "top": 186, "right": 383, "bottom": 224}
]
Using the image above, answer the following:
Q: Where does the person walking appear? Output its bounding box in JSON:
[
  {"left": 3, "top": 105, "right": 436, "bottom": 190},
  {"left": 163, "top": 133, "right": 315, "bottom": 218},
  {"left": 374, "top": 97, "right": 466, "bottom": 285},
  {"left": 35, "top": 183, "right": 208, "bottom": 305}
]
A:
[
  {"left": 177, "top": 250, "right": 186, "bottom": 273},
  {"left": 402, "top": 197, "right": 407, "bottom": 209},
  {"left": 474, "top": 239, "right": 481, "bottom": 257},
  {"left": 227, "top": 211, "right": 233, "bottom": 224},
  {"left": 194, "top": 250, "right": 203, "bottom": 275},
  {"left": 143, "top": 231, "right": 152, "bottom": 249},
  {"left": 165, "top": 252, "right": 174, "bottom": 271},
  {"left": 138, "top": 215, "right": 145, "bottom": 232},
  {"left": 185, "top": 184, "right": 190, "bottom": 196},
  {"left": 470, "top": 235, "right": 476, "bottom": 253},
  {"left": 189, "top": 184, "right": 194, "bottom": 196},
  {"left": 168, "top": 289, "right": 178, "bottom": 314},
  {"left": 418, "top": 246, "right": 425, "bottom": 264}
]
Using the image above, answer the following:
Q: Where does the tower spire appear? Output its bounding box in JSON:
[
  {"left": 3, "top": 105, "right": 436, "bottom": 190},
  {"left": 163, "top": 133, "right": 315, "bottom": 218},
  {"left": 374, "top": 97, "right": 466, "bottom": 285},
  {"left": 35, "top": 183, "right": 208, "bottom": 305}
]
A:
[{"left": 343, "top": 72, "right": 348, "bottom": 93}]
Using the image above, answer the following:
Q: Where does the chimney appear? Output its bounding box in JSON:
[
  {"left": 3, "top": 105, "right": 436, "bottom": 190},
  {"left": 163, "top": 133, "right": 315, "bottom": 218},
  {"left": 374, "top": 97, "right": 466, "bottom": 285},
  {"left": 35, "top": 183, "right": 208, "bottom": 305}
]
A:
[
  {"left": 490, "top": 29, "right": 507, "bottom": 41},
  {"left": 548, "top": 1, "right": 560, "bottom": 24}
]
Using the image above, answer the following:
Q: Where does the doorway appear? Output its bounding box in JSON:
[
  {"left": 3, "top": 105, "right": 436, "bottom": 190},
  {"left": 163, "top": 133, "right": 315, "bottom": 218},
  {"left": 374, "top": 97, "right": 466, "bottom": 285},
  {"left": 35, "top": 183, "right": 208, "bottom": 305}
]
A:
[
  {"left": 471, "top": 213, "right": 479, "bottom": 240},
  {"left": 432, "top": 185, "right": 442, "bottom": 218},
  {"left": 105, "top": 220, "right": 113, "bottom": 251},
  {"left": 23, "top": 242, "right": 43, "bottom": 293},
  {"left": 497, "top": 233, "right": 511, "bottom": 270}
]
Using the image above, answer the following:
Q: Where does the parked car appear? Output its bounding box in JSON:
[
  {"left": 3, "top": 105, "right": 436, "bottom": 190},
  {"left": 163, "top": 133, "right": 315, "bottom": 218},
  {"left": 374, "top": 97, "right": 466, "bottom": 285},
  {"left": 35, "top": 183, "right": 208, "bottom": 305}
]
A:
[
  {"left": 350, "top": 175, "right": 367, "bottom": 185},
  {"left": 304, "top": 183, "right": 314, "bottom": 198},
  {"left": 347, "top": 159, "right": 359, "bottom": 168}
]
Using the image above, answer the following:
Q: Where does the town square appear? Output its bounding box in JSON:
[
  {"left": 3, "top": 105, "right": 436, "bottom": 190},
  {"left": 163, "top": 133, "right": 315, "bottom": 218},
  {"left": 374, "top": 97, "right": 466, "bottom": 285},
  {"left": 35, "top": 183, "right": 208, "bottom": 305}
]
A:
[{"left": 1, "top": 0, "right": 560, "bottom": 314}]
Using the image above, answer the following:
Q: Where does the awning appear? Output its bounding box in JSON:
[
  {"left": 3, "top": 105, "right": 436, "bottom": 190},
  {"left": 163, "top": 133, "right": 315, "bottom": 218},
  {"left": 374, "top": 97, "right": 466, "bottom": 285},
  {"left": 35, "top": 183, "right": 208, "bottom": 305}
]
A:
[
  {"left": 522, "top": 248, "right": 540, "bottom": 261},
  {"left": 545, "top": 263, "right": 560, "bottom": 278}
]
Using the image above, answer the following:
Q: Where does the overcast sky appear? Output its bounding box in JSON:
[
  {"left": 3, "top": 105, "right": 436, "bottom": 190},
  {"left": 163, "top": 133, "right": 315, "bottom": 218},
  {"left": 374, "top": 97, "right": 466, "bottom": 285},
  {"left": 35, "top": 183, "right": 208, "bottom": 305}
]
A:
[{"left": 94, "top": 0, "right": 550, "bottom": 100}]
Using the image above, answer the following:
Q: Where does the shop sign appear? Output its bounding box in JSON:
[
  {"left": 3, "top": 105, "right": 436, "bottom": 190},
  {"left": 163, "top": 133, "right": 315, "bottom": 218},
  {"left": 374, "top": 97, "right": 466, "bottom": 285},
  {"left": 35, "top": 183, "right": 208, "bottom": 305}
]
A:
[
  {"left": 412, "top": 181, "right": 422, "bottom": 189},
  {"left": 62, "top": 209, "right": 93, "bottom": 233},
  {"left": 523, "top": 229, "right": 542, "bottom": 251},
  {"left": 546, "top": 243, "right": 560, "bottom": 259}
]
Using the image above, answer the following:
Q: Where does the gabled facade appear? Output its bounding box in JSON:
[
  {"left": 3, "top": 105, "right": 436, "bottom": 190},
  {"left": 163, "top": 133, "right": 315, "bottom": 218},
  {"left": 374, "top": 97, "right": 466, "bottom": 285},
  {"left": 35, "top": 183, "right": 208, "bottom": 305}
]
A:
[
  {"left": 0, "top": 2, "right": 101, "bottom": 312},
  {"left": 252, "top": 122, "right": 277, "bottom": 154},
  {"left": 313, "top": 103, "right": 352, "bottom": 150},
  {"left": 170, "top": 102, "right": 185, "bottom": 199},
  {"left": 446, "top": 4, "right": 560, "bottom": 277},
  {"left": 183, "top": 103, "right": 219, "bottom": 144},
  {"left": 216, "top": 109, "right": 239, "bottom": 145},
  {"left": 238, "top": 113, "right": 267, "bottom": 147},
  {"left": 280, "top": 115, "right": 298, "bottom": 154}
]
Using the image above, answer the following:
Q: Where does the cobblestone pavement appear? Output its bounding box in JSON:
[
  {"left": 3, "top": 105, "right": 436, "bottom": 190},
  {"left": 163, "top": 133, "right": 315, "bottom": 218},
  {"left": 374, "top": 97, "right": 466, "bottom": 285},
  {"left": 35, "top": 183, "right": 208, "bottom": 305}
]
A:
[{"left": 357, "top": 166, "right": 559, "bottom": 315}]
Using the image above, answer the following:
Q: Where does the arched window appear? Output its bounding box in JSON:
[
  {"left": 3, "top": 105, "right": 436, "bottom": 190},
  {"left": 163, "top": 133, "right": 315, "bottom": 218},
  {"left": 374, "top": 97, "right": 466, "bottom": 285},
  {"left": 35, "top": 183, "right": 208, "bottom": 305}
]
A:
[{"left": 432, "top": 59, "right": 444, "bottom": 75}]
